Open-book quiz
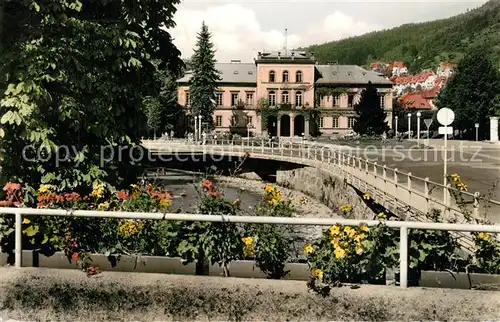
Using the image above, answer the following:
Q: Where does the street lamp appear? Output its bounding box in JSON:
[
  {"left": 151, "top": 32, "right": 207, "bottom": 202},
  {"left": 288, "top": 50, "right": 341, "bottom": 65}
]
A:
[
  {"left": 475, "top": 123, "right": 479, "bottom": 142},
  {"left": 407, "top": 113, "right": 412, "bottom": 139},
  {"left": 395, "top": 115, "right": 399, "bottom": 138},
  {"left": 416, "top": 111, "right": 421, "bottom": 145},
  {"left": 194, "top": 115, "right": 198, "bottom": 142}
]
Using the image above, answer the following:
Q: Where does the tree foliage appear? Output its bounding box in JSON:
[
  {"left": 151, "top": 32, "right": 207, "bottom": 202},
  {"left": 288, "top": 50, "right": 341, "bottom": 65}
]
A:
[
  {"left": 189, "top": 22, "right": 221, "bottom": 131},
  {"left": 0, "top": 0, "right": 183, "bottom": 192},
  {"left": 435, "top": 45, "right": 500, "bottom": 139},
  {"left": 353, "top": 83, "right": 389, "bottom": 136},
  {"left": 305, "top": 0, "right": 500, "bottom": 72}
]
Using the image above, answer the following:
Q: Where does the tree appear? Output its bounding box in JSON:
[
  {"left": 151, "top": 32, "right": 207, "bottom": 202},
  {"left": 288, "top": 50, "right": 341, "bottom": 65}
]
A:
[
  {"left": 0, "top": 0, "right": 183, "bottom": 193},
  {"left": 435, "top": 45, "right": 500, "bottom": 139},
  {"left": 352, "top": 82, "right": 389, "bottom": 136},
  {"left": 189, "top": 22, "right": 221, "bottom": 131}
]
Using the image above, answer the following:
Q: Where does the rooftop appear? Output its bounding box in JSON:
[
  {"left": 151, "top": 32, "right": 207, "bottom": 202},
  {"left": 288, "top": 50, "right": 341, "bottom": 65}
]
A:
[{"left": 177, "top": 62, "right": 257, "bottom": 84}]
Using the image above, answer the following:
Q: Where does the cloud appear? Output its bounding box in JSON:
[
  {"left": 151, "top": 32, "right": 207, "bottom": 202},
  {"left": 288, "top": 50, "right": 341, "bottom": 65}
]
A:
[{"left": 169, "top": 4, "right": 380, "bottom": 62}]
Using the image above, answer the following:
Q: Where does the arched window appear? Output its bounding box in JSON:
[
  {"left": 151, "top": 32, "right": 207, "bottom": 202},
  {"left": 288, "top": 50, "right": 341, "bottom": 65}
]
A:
[
  {"left": 295, "top": 71, "right": 303, "bottom": 83},
  {"left": 282, "top": 91, "right": 289, "bottom": 104},
  {"left": 295, "top": 91, "right": 303, "bottom": 107},
  {"left": 268, "top": 91, "right": 276, "bottom": 106},
  {"left": 269, "top": 71, "right": 275, "bottom": 83},
  {"left": 282, "top": 71, "right": 289, "bottom": 82}
]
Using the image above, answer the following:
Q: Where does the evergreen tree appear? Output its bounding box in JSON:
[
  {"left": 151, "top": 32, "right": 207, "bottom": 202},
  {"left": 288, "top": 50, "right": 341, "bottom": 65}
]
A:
[
  {"left": 435, "top": 46, "right": 500, "bottom": 139},
  {"left": 352, "top": 82, "right": 389, "bottom": 135},
  {"left": 189, "top": 22, "right": 221, "bottom": 131}
]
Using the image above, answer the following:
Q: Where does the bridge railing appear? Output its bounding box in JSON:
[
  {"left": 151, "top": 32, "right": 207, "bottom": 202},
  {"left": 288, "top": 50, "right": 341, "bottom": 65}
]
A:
[
  {"left": 2, "top": 207, "right": 500, "bottom": 289},
  {"left": 143, "top": 138, "right": 499, "bottom": 219}
]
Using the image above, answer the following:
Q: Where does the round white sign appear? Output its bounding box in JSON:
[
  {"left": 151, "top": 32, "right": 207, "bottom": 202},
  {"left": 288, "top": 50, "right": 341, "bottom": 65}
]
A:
[{"left": 437, "top": 108, "right": 455, "bottom": 126}]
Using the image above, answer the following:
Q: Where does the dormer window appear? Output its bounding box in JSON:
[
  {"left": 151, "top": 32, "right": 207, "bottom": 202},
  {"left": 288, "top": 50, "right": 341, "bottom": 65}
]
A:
[
  {"left": 248, "top": 71, "right": 253, "bottom": 75},
  {"left": 234, "top": 70, "right": 239, "bottom": 74},
  {"left": 282, "top": 71, "right": 289, "bottom": 82},
  {"left": 269, "top": 70, "right": 275, "bottom": 83},
  {"left": 295, "top": 71, "right": 303, "bottom": 83}
]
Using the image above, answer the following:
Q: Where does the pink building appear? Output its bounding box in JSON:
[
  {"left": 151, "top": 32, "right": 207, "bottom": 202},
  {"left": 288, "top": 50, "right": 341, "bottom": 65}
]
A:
[{"left": 177, "top": 51, "right": 393, "bottom": 137}]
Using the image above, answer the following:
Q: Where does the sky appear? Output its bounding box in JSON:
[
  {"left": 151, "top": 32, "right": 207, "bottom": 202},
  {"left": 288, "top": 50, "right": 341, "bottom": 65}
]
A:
[{"left": 169, "top": 0, "right": 489, "bottom": 62}]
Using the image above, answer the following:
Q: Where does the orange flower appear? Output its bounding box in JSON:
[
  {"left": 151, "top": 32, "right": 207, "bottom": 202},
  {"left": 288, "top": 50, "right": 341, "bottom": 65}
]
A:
[
  {"left": 116, "top": 190, "right": 130, "bottom": 200},
  {"left": 202, "top": 178, "right": 213, "bottom": 190},
  {"left": 3, "top": 182, "right": 21, "bottom": 192},
  {"left": 71, "top": 252, "right": 80, "bottom": 262},
  {"left": 145, "top": 184, "right": 153, "bottom": 192}
]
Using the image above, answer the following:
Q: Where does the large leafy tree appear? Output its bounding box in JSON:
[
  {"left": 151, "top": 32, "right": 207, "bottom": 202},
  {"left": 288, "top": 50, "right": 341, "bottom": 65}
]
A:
[
  {"left": 0, "top": 0, "right": 183, "bottom": 194},
  {"left": 435, "top": 45, "right": 500, "bottom": 139},
  {"left": 353, "top": 82, "right": 389, "bottom": 136},
  {"left": 189, "top": 22, "right": 221, "bottom": 131}
]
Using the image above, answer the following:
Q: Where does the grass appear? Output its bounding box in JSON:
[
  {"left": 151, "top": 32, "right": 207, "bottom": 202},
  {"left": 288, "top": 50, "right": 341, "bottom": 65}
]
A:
[{"left": 0, "top": 268, "right": 499, "bottom": 321}]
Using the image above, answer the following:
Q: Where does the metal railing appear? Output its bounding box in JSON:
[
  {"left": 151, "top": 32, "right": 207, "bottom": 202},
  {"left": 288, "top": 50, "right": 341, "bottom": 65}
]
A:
[
  {"left": 1, "top": 207, "right": 500, "bottom": 289},
  {"left": 143, "top": 138, "right": 500, "bottom": 221}
]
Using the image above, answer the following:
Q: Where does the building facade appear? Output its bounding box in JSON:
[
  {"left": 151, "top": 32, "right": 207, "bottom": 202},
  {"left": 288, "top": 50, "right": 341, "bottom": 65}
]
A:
[{"left": 177, "top": 51, "right": 393, "bottom": 137}]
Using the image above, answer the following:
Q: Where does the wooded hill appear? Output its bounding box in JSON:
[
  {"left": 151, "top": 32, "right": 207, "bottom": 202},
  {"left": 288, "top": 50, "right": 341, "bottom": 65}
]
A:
[{"left": 305, "top": 0, "right": 500, "bottom": 72}]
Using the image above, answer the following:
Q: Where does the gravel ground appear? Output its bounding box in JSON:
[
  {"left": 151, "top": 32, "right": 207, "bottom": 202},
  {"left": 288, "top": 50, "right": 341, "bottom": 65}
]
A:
[{"left": 1, "top": 268, "right": 499, "bottom": 321}]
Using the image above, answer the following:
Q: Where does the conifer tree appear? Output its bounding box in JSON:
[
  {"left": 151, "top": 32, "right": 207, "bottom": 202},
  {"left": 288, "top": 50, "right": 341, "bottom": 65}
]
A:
[
  {"left": 189, "top": 22, "right": 221, "bottom": 131},
  {"left": 436, "top": 46, "right": 500, "bottom": 140},
  {"left": 353, "top": 82, "right": 389, "bottom": 135}
]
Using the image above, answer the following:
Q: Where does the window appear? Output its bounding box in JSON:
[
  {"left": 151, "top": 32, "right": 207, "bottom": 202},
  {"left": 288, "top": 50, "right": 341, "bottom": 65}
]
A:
[
  {"left": 269, "top": 71, "right": 275, "bottom": 83},
  {"left": 185, "top": 92, "right": 190, "bottom": 106},
  {"left": 216, "top": 93, "right": 223, "bottom": 106},
  {"left": 247, "top": 116, "right": 253, "bottom": 126},
  {"left": 231, "top": 93, "right": 239, "bottom": 106},
  {"left": 348, "top": 94, "right": 354, "bottom": 108},
  {"left": 268, "top": 91, "right": 276, "bottom": 106},
  {"left": 379, "top": 94, "right": 385, "bottom": 108},
  {"left": 348, "top": 117, "right": 356, "bottom": 128},
  {"left": 295, "top": 71, "right": 303, "bottom": 83},
  {"left": 281, "top": 91, "right": 289, "bottom": 104},
  {"left": 216, "top": 116, "right": 222, "bottom": 127},
  {"left": 319, "top": 117, "right": 324, "bottom": 128},
  {"left": 282, "top": 71, "right": 289, "bottom": 82},
  {"left": 295, "top": 91, "right": 303, "bottom": 107},
  {"left": 333, "top": 117, "right": 339, "bottom": 128},
  {"left": 334, "top": 95, "right": 341, "bottom": 107},
  {"left": 246, "top": 93, "right": 254, "bottom": 105}
]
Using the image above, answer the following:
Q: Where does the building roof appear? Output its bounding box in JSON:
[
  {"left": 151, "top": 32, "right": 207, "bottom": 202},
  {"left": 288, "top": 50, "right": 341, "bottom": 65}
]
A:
[
  {"left": 398, "top": 92, "right": 433, "bottom": 110},
  {"left": 315, "top": 65, "right": 392, "bottom": 85},
  {"left": 177, "top": 62, "right": 391, "bottom": 86},
  {"left": 177, "top": 63, "right": 257, "bottom": 84}
]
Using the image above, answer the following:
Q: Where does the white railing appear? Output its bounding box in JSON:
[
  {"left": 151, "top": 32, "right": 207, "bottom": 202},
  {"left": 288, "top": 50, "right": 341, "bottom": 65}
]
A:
[
  {"left": 1, "top": 207, "right": 500, "bottom": 289},
  {"left": 143, "top": 138, "right": 500, "bottom": 221}
]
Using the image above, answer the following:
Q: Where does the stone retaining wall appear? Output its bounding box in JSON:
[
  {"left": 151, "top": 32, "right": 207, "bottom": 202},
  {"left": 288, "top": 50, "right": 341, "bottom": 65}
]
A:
[{"left": 276, "top": 166, "right": 374, "bottom": 220}]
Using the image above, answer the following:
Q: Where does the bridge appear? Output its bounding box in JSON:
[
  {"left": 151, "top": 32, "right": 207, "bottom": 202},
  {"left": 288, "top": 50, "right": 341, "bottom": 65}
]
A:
[{"left": 143, "top": 138, "right": 500, "bottom": 222}]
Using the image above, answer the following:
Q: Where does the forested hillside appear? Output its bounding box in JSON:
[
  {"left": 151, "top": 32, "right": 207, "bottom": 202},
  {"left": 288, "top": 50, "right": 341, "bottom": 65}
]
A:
[{"left": 305, "top": 0, "right": 500, "bottom": 72}]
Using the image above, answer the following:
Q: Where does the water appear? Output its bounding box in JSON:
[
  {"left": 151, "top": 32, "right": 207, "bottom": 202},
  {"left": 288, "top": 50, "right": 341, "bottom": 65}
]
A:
[{"left": 147, "top": 169, "right": 262, "bottom": 215}]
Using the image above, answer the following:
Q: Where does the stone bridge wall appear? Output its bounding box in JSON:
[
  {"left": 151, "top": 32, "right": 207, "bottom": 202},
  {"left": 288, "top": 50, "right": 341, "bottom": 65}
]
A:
[{"left": 276, "top": 166, "right": 374, "bottom": 220}]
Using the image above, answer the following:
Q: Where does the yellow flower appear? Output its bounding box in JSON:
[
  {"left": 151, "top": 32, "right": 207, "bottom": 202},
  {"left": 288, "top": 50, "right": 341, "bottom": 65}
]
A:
[
  {"left": 329, "top": 224, "right": 341, "bottom": 236},
  {"left": 97, "top": 202, "right": 109, "bottom": 210},
  {"left": 354, "top": 233, "right": 366, "bottom": 242},
  {"left": 477, "top": 232, "right": 490, "bottom": 241},
  {"left": 38, "top": 184, "right": 55, "bottom": 194},
  {"left": 130, "top": 184, "right": 140, "bottom": 191},
  {"left": 334, "top": 246, "right": 346, "bottom": 259},
  {"left": 23, "top": 218, "right": 30, "bottom": 224},
  {"left": 363, "top": 192, "right": 371, "bottom": 200},
  {"left": 159, "top": 198, "right": 171, "bottom": 209},
  {"left": 377, "top": 212, "right": 386, "bottom": 219},
  {"left": 340, "top": 204, "right": 353, "bottom": 213},
  {"left": 303, "top": 244, "right": 313, "bottom": 254},
  {"left": 90, "top": 182, "right": 105, "bottom": 198},
  {"left": 311, "top": 268, "right": 323, "bottom": 279},
  {"left": 359, "top": 223, "right": 369, "bottom": 232},
  {"left": 344, "top": 226, "right": 356, "bottom": 238},
  {"left": 118, "top": 220, "right": 144, "bottom": 237},
  {"left": 242, "top": 236, "right": 254, "bottom": 257}
]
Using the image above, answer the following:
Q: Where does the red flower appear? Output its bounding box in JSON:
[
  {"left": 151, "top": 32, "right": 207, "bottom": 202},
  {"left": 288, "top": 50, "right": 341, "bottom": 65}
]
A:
[
  {"left": 3, "top": 182, "right": 21, "bottom": 192},
  {"left": 116, "top": 190, "right": 130, "bottom": 200},
  {"left": 202, "top": 179, "right": 213, "bottom": 190}
]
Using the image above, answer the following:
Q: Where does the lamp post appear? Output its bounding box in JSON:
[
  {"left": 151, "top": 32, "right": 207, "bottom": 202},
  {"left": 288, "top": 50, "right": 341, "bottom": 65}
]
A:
[
  {"left": 194, "top": 115, "right": 198, "bottom": 142},
  {"left": 407, "top": 113, "right": 412, "bottom": 139},
  {"left": 475, "top": 123, "right": 479, "bottom": 142},
  {"left": 395, "top": 115, "right": 399, "bottom": 138},
  {"left": 198, "top": 115, "right": 202, "bottom": 141},
  {"left": 416, "top": 111, "right": 421, "bottom": 145}
]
